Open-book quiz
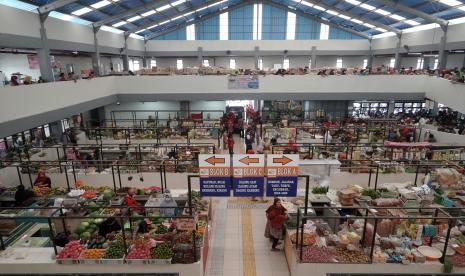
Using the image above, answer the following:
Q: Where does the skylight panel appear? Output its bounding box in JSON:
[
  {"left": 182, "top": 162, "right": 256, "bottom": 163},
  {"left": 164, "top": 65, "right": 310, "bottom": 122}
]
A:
[
  {"left": 300, "top": 1, "right": 314, "bottom": 7},
  {"left": 72, "top": 7, "right": 91, "bottom": 15},
  {"left": 112, "top": 21, "right": 127, "bottom": 27},
  {"left": 135, "top": 29, "right": 146, "bottom": 34},
  {"left": 159, "top": 20, "right": 170, "bottom": 25},
  {"left": 147, "top": 24, "right": 159, "bottom": 29},
  {"left": 345, "top": 0, "right": 361, "bottom": 5},
  {"left": 374, "top": 9, "right": 390, "bottom": 16},
  {"left": 404, "top": 19, "right": 420, "bottom": 26},
  {"left": 438, "top": 0, "right": 462, "bottom": 6},
  {"left": 142, "top": 10, "right": 156, "bottom": 17},
  {"left": 326, "top": 10, "right": 339, "bottom": 15},
  {"left": 91, "top": 0, "right": 111, "bottom": 9},
  {"left": 389, "top": 14, "right": 405, "bottom": 21},
  {"left": 375, "top": 27, "right": 387, "bottom": 32},
  {"left": 312, "top": 5, "right": 326, "bottom": 11},
  {"left": 156, "top": 4, "right": 170, "bottom": 11},
  {"left": 350, "top": 18, "right": 363, "bottom": 24},
  {"left": 363, "top": 23, "right": 375, "bottom": 28},
  {"left": 127, "top": 15, "right": 141, "bottom": 22},
  {"left": 360, "top": 3, "right": 376, "bottom": 10},
  {"left": 338, "top": 14, "right": 350, "bottom": 20},
  {"left": 171, "top": 0, "right": 186, "bottom": 6}
]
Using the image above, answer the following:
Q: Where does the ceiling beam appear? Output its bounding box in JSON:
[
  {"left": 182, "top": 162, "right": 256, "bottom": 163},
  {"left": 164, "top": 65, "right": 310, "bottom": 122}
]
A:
[
  {"left": 127, "top": 0, "right": 227, "bottom": 36},
  {"left": 374, "top": 0, "right": 448, "bottom": 27},
  {"left": 93, "top": 0, "right": 171, "bottom": 28},
  {"left": 146, "top": 1, "right": 251, "bottom": 40},
  {"left": 301, "top": 0, "right": 402, "bottom": 34},
  {"left": 265, "top": 1, "right": 372, "bottom": 39},
  {"left": 38, "top": 0, "right": 80, "bottom": 14}
]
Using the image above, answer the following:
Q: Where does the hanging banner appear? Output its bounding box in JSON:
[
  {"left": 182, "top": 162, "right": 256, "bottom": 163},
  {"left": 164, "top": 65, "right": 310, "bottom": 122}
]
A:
[
  {"left": 266, "top": 154, "right": 299, "bottom": 197},
  {"left": 199, "top": 154, "right": 231, "bottom": 197},
  {"left": 232, "top": 154, "right": 265, "bottom": 197},
  {"left": 27, "top": 54, "right": 39, "bottom": 69},
  {"left": 228, "top": 75, "right": 259, "bottom": 89}
]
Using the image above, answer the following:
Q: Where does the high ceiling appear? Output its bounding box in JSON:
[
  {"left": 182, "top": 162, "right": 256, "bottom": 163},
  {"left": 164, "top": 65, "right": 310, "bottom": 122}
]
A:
[{"left": 20, "top": 0, "right": 465, "bottom": 39}]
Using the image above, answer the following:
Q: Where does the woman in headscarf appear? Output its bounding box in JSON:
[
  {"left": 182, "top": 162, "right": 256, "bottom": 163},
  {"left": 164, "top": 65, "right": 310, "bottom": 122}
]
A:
[
  {"left": 264, "top": 198, "right": 288, "bottom": 251},
  {"left": 34, "top": 171, "right": 52, "bottom": 188}
]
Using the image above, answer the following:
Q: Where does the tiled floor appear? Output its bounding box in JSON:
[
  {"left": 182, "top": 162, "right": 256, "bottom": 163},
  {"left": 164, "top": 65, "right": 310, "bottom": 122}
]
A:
[{"left": 205, "top": 135, "right": 290, "bottom": 276}]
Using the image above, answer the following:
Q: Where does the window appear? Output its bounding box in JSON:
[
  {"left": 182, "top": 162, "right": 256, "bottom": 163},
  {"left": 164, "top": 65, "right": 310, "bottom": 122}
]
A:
[
  {"left": 186, "top": 24, "right": 195, "bottom": 40},
  {"left": 176, "top": 59, "right": 183, "bottom": 70},
  {"left": 150, "top": 59, "right": 157, "bottom": 69},
  {"left": 362, "top": 59, "right": 368, "bottom": 68},
  {"left": 352, "top": 101, "right": 389, "bottom": 117},
  {"left": 283, "top": 58, "right": 290, "bottom": 70},
  {"left": 319, "top": 23, "right": 329, "bottom": 40},
  {"left": 203, "top": 59, "right": 210, "bottom": 67},
  {"left": 133, "top": 60, "right": 140, "bottom": 71},
  {"left": 258, "top": 58, "right": 263, "bottom": 70},
  {"left": 433, "top": 58, "right": 439, "bottom": 70},
  {"left": 308, "top": 58, "right": 312, "bottom": 69},
  {"left": 393, "top": 101, "right": 426, "bottom": 114},
  {"left": 129, "top": 60, "right": 134, "bottom": 71},
  {"left": 219, "top": 12, "right": 228, "bottom": 40},
  {"left": 389, "top": 58, "right": 396, "bottom": 68},
  {"left": 286, "top": 11, "right": 296, "bottom": 40},
  {"left": 416, "top": 57, "right": 424, "bottom": 69},
  {"left": 336, "top": 57, "right": 343, "bottom": 68},
  {"left": 229, "top": 59, "right": 236, "bottom": 69},
  {"left": 253, "top": 3, "right": 262, "bottom": 40}
]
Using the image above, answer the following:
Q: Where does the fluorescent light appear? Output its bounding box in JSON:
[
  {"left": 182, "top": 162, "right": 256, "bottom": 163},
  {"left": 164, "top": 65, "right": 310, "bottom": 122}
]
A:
[
  {"left": 156, "top": 4, "right": 170, "bottom": 11},
  {"left": 407, "top": 52, "right": 422, "bottom": 55},
  {"left": 135, "top": 29, "right": 146, "bottom": 34},
  {"left": 112, "top": 21, "right": 126, "bottom": 27},
  {"left": 312, "top": 5, "right": 326, "bottom": 11},
  {"left": 72, "top": 7, "right": 91, "bottom": 15},
  {"left": 404, "top": 19, "right": 420, "bottom": 26},
  {"left": 375, "top": 27, "right": 387, "bottom": 32},
  {"left": 374, "top": 9, "right": 390, "bottom": 16},
  {"left": 147, "top": 24, "right": 159, "bottom": 29},
  {"left": 171, "top": 0, "right": 186, "bottom": 6},
  {"left": 345, "top": 0, "right": 361, "bottom": 5},
  {"left": 159, "top": 20, "right": 170, "bottom": 25},
  {"left": 363, "top": 23, "right": 375, "bottom": 28},
  {"left": 172, "top": 15, "right": 182, "bottom": 21},
  {"left": 91, "top": 0, "right": 111, "bottom": 9},
  {"left": 127, "top": 15, "right": 141, "bottom": 22},
  {"left": 141, "top": 10, "right": 156, "bottom": 17},
  {"left": 360, "top": 3, "right": 376, "bottom": 10},
  {"left": 300, "top": 1, "right": 314, "bottom": 7},
  {"left": 326, "top": 10, "right": 339, "bottom": 15},
  {"left": 389, "top": 14, "right": 406, "bottom": 21},
  {"left": 350, "top": 18, "right": 363, "bottom": 24},
  {"left": 338, "top": 14, "right": 350, "bottom": 20},
  {"left": 438, "top": 0, "right": 462, "bottom": 6},
  {"left": 183, "top": 11, "right": 195, "bottom": 16},
  {"left": 196, "top": 6, "right": 208, "bottom": 12}
]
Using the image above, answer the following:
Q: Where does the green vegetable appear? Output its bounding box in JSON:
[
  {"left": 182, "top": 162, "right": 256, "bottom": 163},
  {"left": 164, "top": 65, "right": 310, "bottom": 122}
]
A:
[
  {"left": 151, "top": 242, "right": 173, "bottom": 259},
  {"left": 103, "top": 241, "right": 126, "bottom": 259},
  {"left": 74, "top": 226, "right": 86, "bottom": 235},
  {"left": 80, "top": 231, "right": 91, "bottom": 239},
  {"left": 312, "top": 186, "right": 328, "bottom": 194},
  {"left": 361, "top": 188, "right": 380, "bottom": 199},
  {"left": 155, "top": 224, "right": 168, "bottom": 235}
]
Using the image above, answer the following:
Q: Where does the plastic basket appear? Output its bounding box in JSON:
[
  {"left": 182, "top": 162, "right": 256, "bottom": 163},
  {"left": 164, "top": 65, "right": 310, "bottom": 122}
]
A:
[{"left": 150, "top": 258, "right": 172, "bottom": 265}]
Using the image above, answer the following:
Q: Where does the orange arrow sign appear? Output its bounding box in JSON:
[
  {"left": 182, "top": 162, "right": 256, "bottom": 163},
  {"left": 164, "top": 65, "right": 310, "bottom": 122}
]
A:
[
  {"left": 205, "top": 156, "right": 226, "bottom": 165},
  {"left": 272, "top": 156, "right": 293, "bottom": 165},
  {"left": 239, "top": 156, "right": 260, "bottom": 165}
]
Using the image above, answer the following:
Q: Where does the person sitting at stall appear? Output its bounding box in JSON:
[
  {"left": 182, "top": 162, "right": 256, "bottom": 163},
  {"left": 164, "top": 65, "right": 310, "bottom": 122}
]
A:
[
  {"left": 124, "top": 188, "right": 140, "bottom": 212},
  {"left": 98, "top": 216, "right": 122, "bottom": 237},
  {"left": 14, "top": 184, "right": 34, "bottom": 207},
  {"left": 285, "top": 139, "right": 298, "bottom": 154},
  {"left": 34, "top": 171, "right": 52, "bottom": 188},
  {"left": 137, "top": 218, "right": 153, "bottom": 234}
]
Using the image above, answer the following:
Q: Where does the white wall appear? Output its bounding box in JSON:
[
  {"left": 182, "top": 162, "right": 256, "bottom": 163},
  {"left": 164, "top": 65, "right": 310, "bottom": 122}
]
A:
[
  {"left": 53, "top": 55, "right": 93, "bottom": 74},
  {"left": 0, "top": 5, "right": 40, "bottom": 38},
  {"left": 0, "top": 52, "right": 41, "bottom": 79},
  {"left": 105, "top": 101, "right": 181, "bottom": 121},
  {"left": 447, "top": 53, "right": 465, "bottom": 68}
]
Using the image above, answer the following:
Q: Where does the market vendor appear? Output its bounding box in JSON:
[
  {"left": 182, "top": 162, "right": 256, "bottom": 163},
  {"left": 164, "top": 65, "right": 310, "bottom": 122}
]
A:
[
  {"left": 33, "top": 171, "right": 51, "bottom": 188},
  {"left": 264, "top": 198, "right": 288, "bottom": 251},
  {"left": 137, "top": 218, "right": 153, "bottom": 234},
  {"left": 98, "top": 216, "right": 122, "bottom": 237},
  {"left": 124, "top": 188, "right": 140, "bottom": 208}
]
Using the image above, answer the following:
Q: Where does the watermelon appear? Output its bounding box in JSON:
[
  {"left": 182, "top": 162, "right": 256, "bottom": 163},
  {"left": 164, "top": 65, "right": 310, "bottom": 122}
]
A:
[
  {"left": 80, "top": 231, "right": 91, "bottom": 239},
  {"left": 102, "top": 190, "right": 114, "bottom": 201},
  {"left": 74, "top": 226, "right": 86, "bottom": 235},
  {"left": 80, "top": 221, "right": 90, "bottom": 229}
]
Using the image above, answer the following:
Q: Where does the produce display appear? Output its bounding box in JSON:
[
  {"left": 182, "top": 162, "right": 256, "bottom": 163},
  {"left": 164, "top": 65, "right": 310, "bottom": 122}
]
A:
[
  {"left": 57, "top": 241, "right": 85, "bottom": 260},
  {"left": 103, "top": 241, "right": 126, "bottom": 259},
  {"left": 81, "top": 249, "right": 106, "bottom": 259},
  {"left": 151, "top": 242, "right": 174, "bottom": 259}
]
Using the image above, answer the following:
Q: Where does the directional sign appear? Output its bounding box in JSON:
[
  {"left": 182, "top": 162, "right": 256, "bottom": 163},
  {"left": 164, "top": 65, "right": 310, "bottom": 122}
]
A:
[
  {"left": 199, "top": 154, "right": 231, "bottom": 197},
  {"left": 266, "top": 154, "right": 299, "bottom": 197},
  {"left": 233, "top": 154, "right": 265, "bottom": 197}
]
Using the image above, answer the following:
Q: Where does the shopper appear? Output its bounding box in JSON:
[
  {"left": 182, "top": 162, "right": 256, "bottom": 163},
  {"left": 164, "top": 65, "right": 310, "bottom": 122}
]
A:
[
  {"left": 58, "top": 73, "right": 67, "bottom": 81},
  {"left": 33, "top": 171, "right": 52, "bottom": 188},
  {"left": 264, "top": 198, "right": 288, "bottom": 251},
  {"left": 14, "top": 184, "right": 34, "bottom": 206},
  {"left": 98, "top": 217, "right": 122, "bottom": 237},
  {"left": 37, "top": 76, "right": 46, "bottom": 83},
  {"left": 227, "top": 134, "right": 235, "bottom": 155},
  {"left": 10, "top": 75, "right": 19, "bottom": 86}
]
